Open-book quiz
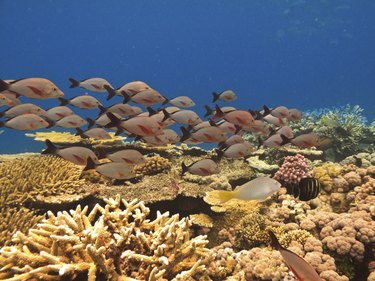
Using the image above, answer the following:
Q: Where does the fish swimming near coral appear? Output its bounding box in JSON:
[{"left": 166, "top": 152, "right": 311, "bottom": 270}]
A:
[
  {"left": 214, "top": 177, "right": 281, "bottom": 203},
  {"left": 42, "top": 139, "right": 99, "bottom": 166},
  {"left": 268, "top": 230, "right": 323, "bottom": 281},
  {"left": 0, "top": 113, "right": 50, "bottom": 130},
  {"left": 84, "top": 156, "right": 135, "bottom": 180},
  {"left": 285, "top": 177, "right": 321, "bottom": 201},
  {"left": 181, "top": 159, "right": 220, "bottom": 176},
  {"left": 75, "top": 127, "right": 112, "bottom": 140},
  {"left": 0, "top": 103, "right": 47, "bottom": 118}
]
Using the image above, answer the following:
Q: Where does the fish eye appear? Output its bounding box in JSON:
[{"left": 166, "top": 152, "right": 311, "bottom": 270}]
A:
[{"left": 53, "top": 87, "right": 57, "bottom": 91}]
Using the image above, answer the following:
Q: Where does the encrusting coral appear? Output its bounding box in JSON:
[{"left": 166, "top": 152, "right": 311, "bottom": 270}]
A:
[{"left": 0, "top": 195, "right": 213, "bottom": 281}]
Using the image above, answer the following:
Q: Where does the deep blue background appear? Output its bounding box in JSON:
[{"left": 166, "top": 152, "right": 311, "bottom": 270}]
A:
[{"left": 1, "top": 0, "right": 374, "bottom": 153}]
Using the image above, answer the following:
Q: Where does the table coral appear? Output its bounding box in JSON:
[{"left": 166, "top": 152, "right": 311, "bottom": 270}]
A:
[
  {"left": 0, "top": 195, "right": 213, "bottom": 281},
  {"left": 25, "top": 131, "right": 125, "bottom": 146},
  {"left": 0, "top": 155, "right": 91, "bottom": 206}
]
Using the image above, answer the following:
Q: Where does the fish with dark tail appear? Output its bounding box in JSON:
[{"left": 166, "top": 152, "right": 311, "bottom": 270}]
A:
[{"left": 268, "top": 230, "right": 323, "bottom": 281}]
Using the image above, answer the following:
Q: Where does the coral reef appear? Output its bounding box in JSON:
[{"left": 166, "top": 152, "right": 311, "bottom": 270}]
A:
[
  {"left": 290, "top": 105, "right": 369, "bottom": 161},
  {"left": 0, "top": 155, "right": 93, "bottom": 206},
  {"left": 313, "top": 162, "right": 343, "bottom": 192},
  {"left": 0, "top": 206, "right": 44, "bottom": 247},
  {"left": 273, "top": 153, "right": 312, "bottom": 185},
  {"left": 0, "top": 195, "right": 213, "bottom": 281},
  {"left": 133, "top": 155, "right": 172, "bottom": 176},
  {"left": 26, "top": 131, "right": 125, "bottom": 146}
]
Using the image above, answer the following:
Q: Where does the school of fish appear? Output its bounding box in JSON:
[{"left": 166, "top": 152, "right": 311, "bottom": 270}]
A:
[{"left": 0, "top": 76, "right": 325, "bottom": 279}]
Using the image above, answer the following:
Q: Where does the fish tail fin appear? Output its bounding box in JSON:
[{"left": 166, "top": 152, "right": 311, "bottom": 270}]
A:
[
  {"left": 234, "top": 125, "right": 242, "bottom": 134},
  {"left": 68, "top": 78, "right": 80, "bottom": 88},
  {"left": 162, "top": 96, "right": 169, "bottom": 105},
  {"left": 179, "top": 126, "right": 191, "bottom": 143},
  {"left": 98, "top": 105, "right": 107, "bottom": 115},
  {"left": 146, "top": 106, "right": 157, "bottom": 116},
  {"left": 215, "top": 148, "right": 224, "bottom": 161},
  {"left": 204, "top": 105, "right": 213, "bottom": 117},
  {"left": 104, "top": 112, "right": 121, "bottom": 129},
  {"left": 249, "top": 109, "right": 263, "bottom": 120},
  {"left": 86, "top": 118, "right": 96, "bottom": 129},
  {"left": 0, "top": 111, "right": 5, "bottom": 118},
  {"left": 0, "top": 80, "right": 10, "bottom": 92},
  {"left": 58, "top": 97, "right": 69, "bottom": 106},
  {"left": 268, "top": 230, "right": 282, "bottom": 250},
  {"left": 217, "top": 190, "right": 235, "bottom": 203},
  {"left": 280, "top": 134, "right": 290, "bottom": 146},
  {"left": 263, "top": 105, "right": 271, "bottom": 116},
  {"left": 42, "top": 139, "right": 57, "bottom": 155},
  {"left": 121, "top": 91, "right": 131, "bottom": 104},
  {"left": 0, "top": 121, "right": 4, "bottom": 128},
  {"left": 75, "top": 127, "right": 87, "bottom": 138},
  {"left": 45, "top": 119, "right": 55, "bottom": 128},
  {"left": 104, "top": 85, "right": 117, "bottom": 100},
  {"left": 162, "top": 109, "right": 170, "bottom": 122},
  {"left": 214, "top": 104, "right": 224, "bottom": 118},
  {"left": 83, "top": 156, "right": 97, "bottom": 171},
  {"left": 257, "top": 136, "right": 263, "bottom": 149},
  {"left": 115, "top": 128, "right": 124, "bottom": 136},
  {"left": 208, "top": 118, "right": 217, "bottom": 126},
  {"left": 212, "top": 92, "right": 220, "bottom": 103},
  {"left": 181, "top": 162, "right": 189, "bottom": 176}
]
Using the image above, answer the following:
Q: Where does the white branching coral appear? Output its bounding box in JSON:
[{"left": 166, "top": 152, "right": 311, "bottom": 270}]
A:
[{"left": 0, "top": 195, "right": 213, "bottom": 281}]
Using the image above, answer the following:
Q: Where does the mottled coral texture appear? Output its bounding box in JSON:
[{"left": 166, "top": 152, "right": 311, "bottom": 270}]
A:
[{"left": 273, "top": 154, "right": 312, "bottom": 185}]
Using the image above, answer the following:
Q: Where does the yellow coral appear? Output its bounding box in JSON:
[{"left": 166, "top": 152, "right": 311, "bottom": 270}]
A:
[
  {"left": 313, "top": 162, "right": 342, "bottom": 191},
  {"left": 26, "top": 131, "right": 124, "bottom": 146},
  {"left": 0, "top": 155, "right": 89, "bottom": 206},
  {"left": 0, "top": 207, "right": 44, "bottom": 247},
  {"left": 133, "top": 155, "right": 171, "bottom": 176},
  {"left": 0, "top": 195, "right": 213, "bottom": 281}
]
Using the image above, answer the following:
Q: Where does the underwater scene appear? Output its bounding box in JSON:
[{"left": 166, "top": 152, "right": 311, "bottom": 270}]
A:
[{"left": 0, "top": 1, "right": 375, "bottom": 281}]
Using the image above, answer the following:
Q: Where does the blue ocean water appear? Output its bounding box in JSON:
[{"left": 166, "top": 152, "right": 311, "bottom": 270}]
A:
[{"left": 0, "top": 0, "right": 374, "bottom": 153}]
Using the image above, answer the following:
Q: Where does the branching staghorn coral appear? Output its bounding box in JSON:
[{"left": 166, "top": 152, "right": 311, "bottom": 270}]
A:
[
  {"left": 0, "top": 206, "right": 44, "bottom": 247},
  {"left": 0, "top": 195, "right": 213, "bottom": 281}
]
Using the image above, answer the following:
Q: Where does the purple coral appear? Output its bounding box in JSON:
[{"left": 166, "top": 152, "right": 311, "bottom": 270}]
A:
[{"left": 273, "top": 154, "right": 312, "bottom": 185}]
